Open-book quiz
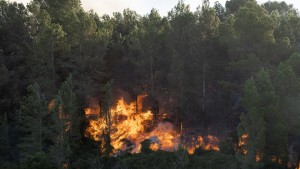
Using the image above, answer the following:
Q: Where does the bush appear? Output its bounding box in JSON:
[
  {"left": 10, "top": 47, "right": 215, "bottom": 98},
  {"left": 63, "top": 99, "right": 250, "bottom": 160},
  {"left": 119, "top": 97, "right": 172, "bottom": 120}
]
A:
[
  {"left": 189, "top": 152, "right": 239, "bottom": 169},
  {"left": 113, "top": 151, "right": 176, "bottom": 169}
]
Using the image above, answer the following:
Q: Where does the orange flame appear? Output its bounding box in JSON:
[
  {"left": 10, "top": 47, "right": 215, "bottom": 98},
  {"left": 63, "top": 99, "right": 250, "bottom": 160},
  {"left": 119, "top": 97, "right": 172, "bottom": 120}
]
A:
[
  {"left": 271, "top": 156, "right": 283, "bottom": 164},
  {"left": 256, "top": 152, "right": 262, "bottom": 162},
  {"left": 186, "top": 135, "right": 219, "bottom": 154},
  {"left": 85, "top": 95, "right": 220, "bottom": 155},
  {"left": 238, "top": 134, "right": 263, "bottom": 162},
  {"left": 84, "top": 98, "right": 100, "bottom": 116},
  {"left": 238, "top": 134, "right": 249, "bottom": 155},
  {"left": 48, "top": 99, "right": 71, "bottom": 132},
  {"left": 149, "top": 143, "right": 160, "bottom": 151},
  {"left": 48, "top": 99, "right": 55, "bottom": 111},
  {"left": 148, "top": 122, "right": 180, "bottom": 151}
]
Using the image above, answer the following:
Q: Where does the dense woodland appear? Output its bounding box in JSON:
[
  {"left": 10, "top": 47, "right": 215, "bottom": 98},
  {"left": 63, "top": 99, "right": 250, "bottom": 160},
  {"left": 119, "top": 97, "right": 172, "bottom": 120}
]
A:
[{"left": 1, "top": 0, "right": 300, "bottom": 168}]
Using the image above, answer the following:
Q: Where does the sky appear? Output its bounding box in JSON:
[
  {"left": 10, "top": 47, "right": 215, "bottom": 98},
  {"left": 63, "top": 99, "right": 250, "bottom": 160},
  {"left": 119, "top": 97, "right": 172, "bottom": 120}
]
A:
[{"left": 8, "top": 0, "right": 300, "bottom": 16}]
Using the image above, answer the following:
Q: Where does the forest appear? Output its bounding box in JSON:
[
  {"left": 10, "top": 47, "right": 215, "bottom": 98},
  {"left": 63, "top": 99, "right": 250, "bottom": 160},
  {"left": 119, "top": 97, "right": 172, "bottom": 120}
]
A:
[{"left": 1, "top": 0, "right": 300, "bottom": 168}]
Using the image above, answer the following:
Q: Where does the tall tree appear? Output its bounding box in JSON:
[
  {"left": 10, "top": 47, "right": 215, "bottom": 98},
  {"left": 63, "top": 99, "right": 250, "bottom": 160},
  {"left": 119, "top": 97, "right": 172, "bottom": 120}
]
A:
[
  {"left": 167, "top": 1, "right": 195, "bottom": 125},
  {"left": 18, "top": 83, "right": 46, "bottom": 160},
  {"left": 237, "top": 76, "right": 265, "bottom": 169},
  {"left": 101, "top": 80, "right": 114, "bottom": 156},
  {"left": 138, "top": 9, "right": 168, "bottom": 98},
  {"left": 195, "top": 0, "right": 220, "bottom": 136},
  {"left": 32, "top": 0, "right": 82, "bottom": 46},
  {"left": 221, "top": 1, "right": 277, "bottom": 83},
  {"left": 72, "top": 11, "right": 110, "bottom": 98},
  {"left": 27, "top": 2, "right": 67, "bottom": 98},
  {"left": 214, "top": 1, "right": 225, "bottom": 21},
  {"left": 225, "top": 0, "right": 256, "bottom": 14},
  {"left": 49, "top": 76, "right": 78, "bottom": 169},
  {"left": 256, "top": 69, "right": 286, "bottom": 165},
  {"left": 0, "top": 0, "right": 30, "bottom": 117},
  {"left": 238, "top": 68, "right": 287, "bottom": 168},
  {"left": 274, "top": 54, "right": 300, "bottom": 136},
  {"left": 263, "top": 1, "right": 294, "bottom": 15}
]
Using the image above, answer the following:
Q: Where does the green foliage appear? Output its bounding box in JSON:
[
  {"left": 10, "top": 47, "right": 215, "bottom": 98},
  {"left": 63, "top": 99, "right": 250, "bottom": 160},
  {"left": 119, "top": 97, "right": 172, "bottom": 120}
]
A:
[
  {"left": 288, "top": 52, "right": 300, "bottom": 76},
  {"left": 221, "top": 1, "right": 282, "bottom": 83},
  {"left": 235, "top": 2, "right": 276, "bottom": 45},
  {"left": 214, "top": 1, "right": 225, "bottom": 21},
  {"left": 274, "top": 61, "right": 298, "bottom": 95},
  {"left": 263, "top": 1, "right": 294, "bottom": 15},
  {"left": 113, "top": 151, "right": 176, "bottom": 169},
  {"left": 101, "top": 80, "right": 114, "bottom": 156},
  {"left": 26, "top": 1, "right": 68, "bottom": 97},
  {"left": 238, "top": 69, "right": 289, "bottom": 168},
  {"left": 48, "top": 76, "right": 78, "bottom": 168},
  {"left": 238, "top": 76, "right": 265, "bottom": 169},
  {"left": 275, "top": 53, "right": 300, "bottom": 136},
  {"left": 257, "top": 69, "right": 287, "bottom": 162},
  {"left": 0, "top": 0, "right": 31, "bottom": 119},
  {"left": 113, "top": 150, "right": 238, "bottom": 169},
  {"left": 18, "top": 83, "right": 46, "bottom": 160},
  {"left": 225, "top": 0, "right": 256, "bottom": 14},
  {"left": 190, "top": 152, "right": 239, "bottom": 169},
  {"left": 172, "top": 146, "right": 189, "bottom": 169}
]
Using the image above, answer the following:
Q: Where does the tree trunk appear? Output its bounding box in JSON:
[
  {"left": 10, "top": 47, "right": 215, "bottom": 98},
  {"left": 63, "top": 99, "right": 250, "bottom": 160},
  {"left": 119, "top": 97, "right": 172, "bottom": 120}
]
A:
[
  {"left": 150, "top": 54, "right": 155, "bottom": 98},
  {"left": 202, "top": 54, "right": 208, "bottom": 139}
]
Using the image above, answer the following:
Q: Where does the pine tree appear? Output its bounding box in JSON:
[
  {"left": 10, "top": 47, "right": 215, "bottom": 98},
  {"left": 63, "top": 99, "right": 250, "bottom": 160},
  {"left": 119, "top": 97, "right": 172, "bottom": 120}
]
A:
[
  {"left": 49, "top": 76, "right": 78, "bottom": 169},
  {"left": 237, "top": 77, "right": 266, "bottom": 169},
  {"left": 237, "top": 69, "right": 288, "bottom": 168},
  {"left": 26, "top": 1, "right": 68, "bottom": 97},
  {"left": 18, "top": 83, "right": 46, "bottom": 160},
  {"left": 256, "top": 69, "right": 287, "bottom": 164},
  {"left": 101, "top": 80, "right": 114, "bottom": 156}
]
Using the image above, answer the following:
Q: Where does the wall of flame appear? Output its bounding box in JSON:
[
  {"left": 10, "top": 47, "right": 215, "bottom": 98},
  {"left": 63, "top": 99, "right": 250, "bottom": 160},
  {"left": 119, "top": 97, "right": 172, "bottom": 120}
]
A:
[{"left": 84, "top": 95, "right": 219, "bottom": 155}]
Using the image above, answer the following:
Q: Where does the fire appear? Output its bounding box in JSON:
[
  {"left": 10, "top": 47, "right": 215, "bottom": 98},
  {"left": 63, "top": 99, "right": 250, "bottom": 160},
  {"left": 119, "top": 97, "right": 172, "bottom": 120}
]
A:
[
  {"left": 148, "top": 122, "right": 180, "bottom": 151},
  {"left": 255, "top": 152, "right": 262, "bottom": 162},
  {"left": 85, "top": 95, "right": 220, "bottom": 155},
  {"left": 48, "top": 99, "right": 55, "bottom": 111},
  {"left": 149, "top": 143, "right": 159, "bottom": 151},
  {"left": 84, "top": 98, "right": 100, "bottom": 116},
  {"left": 238, "top": 134, "right": 263, "bottom": 162},
  {"left": 238, "top": 134, "right": 249, "bottom": 155},
  {"left": 271, "top": 156, "right": 283, "bottom": 164},
  {"left": 186, "top": 135, "right": 219, "bottom": 154},
  {"left": 205, "top": 135, "right": 220, "bottom": 151},
  {"left": 47, "top": 99, "right": 71, "bottom": 132},
  {"left": 85, "top": 95, "right": 180, "bottom": 154}
]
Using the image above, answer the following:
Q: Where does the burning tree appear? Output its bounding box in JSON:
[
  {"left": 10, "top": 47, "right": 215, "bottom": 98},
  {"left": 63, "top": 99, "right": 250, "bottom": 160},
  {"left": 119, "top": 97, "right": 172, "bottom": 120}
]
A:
[
  {"left": 237, "top": 69, "right": 288, "bottom": 168},
  {"left": 101, "top": 80, "right": 114, "bottom": 156},
  {"left": 48, "top": 76, "right": 79, "bottom": 169},
  {"left": 237, "top": 77, "right": 266, "bottom": 169}
]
